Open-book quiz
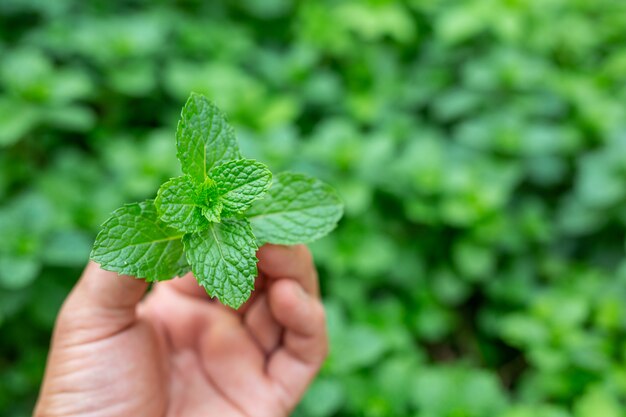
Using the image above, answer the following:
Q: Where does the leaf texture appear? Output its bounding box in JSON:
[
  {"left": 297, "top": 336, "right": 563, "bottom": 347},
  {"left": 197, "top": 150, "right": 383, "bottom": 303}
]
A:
[
  {"left": 155, "top": 175, "right": 210, "bottom": 233},
  {"left": 183, "top": 219, "right": 258, "bottom": 308},
  {"left": 247, "top": 172, "right": 344, "bottom": 245},
  {"left": 91, "top": 200, "right": 188, "bottom": 281},
  {"left": 211, "top": 159, "right": 272, "bottom": 215},
  {"left": 176, "top": 93, "right": 241, "bottom": 181},
  {"left": 90, "top": 94, "right": 344, "bottom": 308}
]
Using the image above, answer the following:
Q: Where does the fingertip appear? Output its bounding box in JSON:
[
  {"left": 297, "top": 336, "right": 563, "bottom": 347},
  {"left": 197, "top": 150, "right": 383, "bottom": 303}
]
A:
[
  {"left": 272, "top": 279, "right": 307, "bottom": 313},
  {"left": 73, "top": 261, "right": 149, "bottom": 310},
  {"left": 165, "top": 272, "right": 210, "bottom": 299},
  {"left": 268, "top": 279, "right": 328, "bottom": 367},
  {"left": 257, "top": 244, "right": 318, "bottom": 295},
  {"left": 258, "top": 244, "right": 312, "bottom": 267},
  {"left": 55, "top": 262, "right": 150, "bottom": 341},
  {"left": 84, "top": 261, "right": 148, "bottom": 290},
  {"left": 270, "top": 279, "right": 324, "bottom": 337}
]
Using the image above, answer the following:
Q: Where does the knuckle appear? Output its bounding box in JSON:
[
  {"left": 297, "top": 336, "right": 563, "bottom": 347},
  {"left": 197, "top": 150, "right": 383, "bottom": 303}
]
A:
[{"left": 311, "top": 301, "right": 326, "bottom": 326}]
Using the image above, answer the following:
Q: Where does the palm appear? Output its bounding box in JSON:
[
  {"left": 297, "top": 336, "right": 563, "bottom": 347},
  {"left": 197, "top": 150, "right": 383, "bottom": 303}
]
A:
[{"left": 137, "top": 277, "right": 291, "bottom": 417}]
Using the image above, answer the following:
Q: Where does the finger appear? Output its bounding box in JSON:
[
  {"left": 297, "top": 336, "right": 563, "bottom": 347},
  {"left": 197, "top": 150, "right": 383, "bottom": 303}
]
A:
[
  {"left": 257, "top": 244, "right": 318, "bottom": 296},
  {"left": 266, "top": 279, "right": 328, "bottom": 408},
  {"left": 165, "top": 272, "right": 212, "bottom": 300},
  {"left": 243, "top": 294, "right": 282, "bottom": 354},
  {"left": 56, "top": 261, "right": 149, "bottom": 344},
  {"left": 199, "top": 319, "right": 284, "bottom": 416},
  {"left": 269, "top": 280, "right": 328, "bottom": 362}
]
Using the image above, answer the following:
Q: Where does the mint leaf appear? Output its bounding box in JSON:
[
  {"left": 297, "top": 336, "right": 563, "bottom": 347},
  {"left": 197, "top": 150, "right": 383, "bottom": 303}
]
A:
[
  {"left": 201, "top": 197, "right": 224, "bottom": 223},
  {"left": 176, "top": 92, "right": 241, "bottom": 182},
  {"left": 154, "top": 175, "right": 211, "bottom": 233},
  {"left": 91, "top": 93, "right": 343, "bottom": 309},
  {"left": 247, "top": 172, "right": 344, "bottom": 245},
  {"left": 210, "top": 159, "right": 272, "bottom": 215},
  {"left": 91, "top": 200, "right": 189, "bottom": 281},
  {"left": 183, "top": 219, "right": 258, "bottom": 308}
]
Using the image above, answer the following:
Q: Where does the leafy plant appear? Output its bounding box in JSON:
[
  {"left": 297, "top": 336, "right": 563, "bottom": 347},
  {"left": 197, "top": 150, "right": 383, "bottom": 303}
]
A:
[
  {"left": 4, "top": 0, "right": 626, "bottom": 415},
  {"left": 90, "top": 93, "right": 343, "bottom": 308}
]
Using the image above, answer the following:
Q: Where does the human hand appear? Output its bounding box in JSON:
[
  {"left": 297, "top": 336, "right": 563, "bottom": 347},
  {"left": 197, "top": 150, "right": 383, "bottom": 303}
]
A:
[{"left": 34, "top": 244, "right": 327, "bottom": 417}]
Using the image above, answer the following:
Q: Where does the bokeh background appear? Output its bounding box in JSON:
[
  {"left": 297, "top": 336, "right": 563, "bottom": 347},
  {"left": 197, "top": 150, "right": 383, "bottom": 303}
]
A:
[{"left": 2, "top": 0, "right": 626, "bottom": 415}]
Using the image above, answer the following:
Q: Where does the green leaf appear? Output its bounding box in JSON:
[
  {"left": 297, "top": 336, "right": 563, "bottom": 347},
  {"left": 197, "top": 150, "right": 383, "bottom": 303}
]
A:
[
  {"left": 0, "top": 98, "right": 39, "bottom": 146},
  {"left": 201, "top": 201, "right": 223, "bottom": 223},
  {"left": 176, "top": 92, "right": 241, "bottom": 182},
  {"left": 0, "top": 255, "right": 40, "bottom": 290},
  {"left": 210, "top": 159, "right": 272, "bottom": 215},
  {"left": 247, "top": 172, "right": 344, "bottom": 244},
  {"left": 183, "top": 219, "right": 258, "bottom": 309},
  {"left": 43, "top": 230, "right": 92, "bottom": 266},
  {"left": 154, "top": 175, "right": 211, "bottom": 233},
  {"left": 91, "top": 200, "right": 189, "bottom": 281}
]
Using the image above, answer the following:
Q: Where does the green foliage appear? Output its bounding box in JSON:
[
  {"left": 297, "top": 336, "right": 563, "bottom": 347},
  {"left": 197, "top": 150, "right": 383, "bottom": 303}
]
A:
[
  {"left": 91, "top": 94, "right": 341, "bottom": 308},
  {"left": 3, "top": 0, "right": 626, "bottom": 416}
]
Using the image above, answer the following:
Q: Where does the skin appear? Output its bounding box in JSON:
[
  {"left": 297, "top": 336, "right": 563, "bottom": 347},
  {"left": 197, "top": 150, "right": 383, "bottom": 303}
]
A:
[{"left": 35, "top": 244, "right": 328, "bottom": 417}]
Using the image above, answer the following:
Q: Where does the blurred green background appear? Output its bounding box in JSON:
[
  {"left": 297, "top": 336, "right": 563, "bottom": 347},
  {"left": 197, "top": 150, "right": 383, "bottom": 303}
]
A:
[{"left": 2, "top": 0, "right": 626, "bottom": 416}]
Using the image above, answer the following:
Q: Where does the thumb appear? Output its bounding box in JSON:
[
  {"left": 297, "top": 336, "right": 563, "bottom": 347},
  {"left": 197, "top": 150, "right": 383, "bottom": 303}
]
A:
[{"left": 55, "top": 261, "right": 149, "bottom": 345}]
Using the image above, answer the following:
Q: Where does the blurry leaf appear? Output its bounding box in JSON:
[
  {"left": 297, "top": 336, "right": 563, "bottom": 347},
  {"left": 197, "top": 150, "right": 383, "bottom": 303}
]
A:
[
  {"left": 48, "top": 69, "right": 92, "bottom": 103},
  {"left": 373, "top": 354, "right": 421, "bottom": 412},
  {"left": 436, "top": 3, "right": 486, "bottom": 44},
  {"left": 0, "top": 98, "right": 39, "bottom": 146},
  {"left": 164, "top": 61, "right": 264, "bottom": 115},
  {"left": 500, "top": 314, "right": 550, "bottom": 347},
  {"left": 108, "top": 61, "right": 156, "bottom": 96},
  {"left": 410, "top": 366, "right": 508, "bottom": 416},
  {"left": 70, "top": 14, "right": 167, "bottom": 62},
  {"left": 453, "top": 239, "right": 495, "bottom": 281},
  {"left": 0, "top": 256, "right": 40, "bottom": 290},
  {"left": 335, "top": 3, "right": 416, "bottom": 43},
  {"left": 433, "top": 89, "right": 481, "bottom": 122},
  {"left": 236, "top": 0, "right": 293, "bottom": 18},
  {"left": 329, "top": 324, "right": 389, "bottom": 374},
  {"left": 502, "top": 405, "right": 570, "bottom": 417},
  {"left": 28, "top": 272, "right": 68, "bottom": 328},
  {"left": 432, "top": 269, "right": 470, "bottom": 305},
  {"left": 0, "top": 48, "right": 52, "bottom": 101},
  {"left": 574, "top": 386, "right": 621, "bottom": 417},
  {"left": 42, "top": 230, "right": 92, "bottom": 266},
  {"left": 42, "top": 105, "right": 95, "bottom": 131},
  {"left": 297, "top": 378, "right": 345, "bottom": 417},
  {"left": 414, "top": 303, "right": 454, "bottom": 341}
]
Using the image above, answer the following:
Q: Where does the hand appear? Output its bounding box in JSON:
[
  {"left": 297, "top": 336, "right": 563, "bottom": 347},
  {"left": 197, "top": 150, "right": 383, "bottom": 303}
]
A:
[{"left": 35, "top": 244, "right": 327, "bottom": 417}]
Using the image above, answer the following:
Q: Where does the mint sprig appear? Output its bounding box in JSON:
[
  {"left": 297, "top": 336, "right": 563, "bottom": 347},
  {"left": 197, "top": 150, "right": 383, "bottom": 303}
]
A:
[{"left": 90, "top": 93, "right": 343, "bottom": 308}]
